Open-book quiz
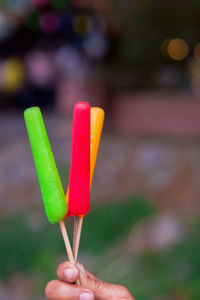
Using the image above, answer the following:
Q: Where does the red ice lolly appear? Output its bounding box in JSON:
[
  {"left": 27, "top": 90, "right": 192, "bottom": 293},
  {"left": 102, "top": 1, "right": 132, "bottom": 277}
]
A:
[{"left": 67, "top": 102, "right": 90, "bottom": 217}]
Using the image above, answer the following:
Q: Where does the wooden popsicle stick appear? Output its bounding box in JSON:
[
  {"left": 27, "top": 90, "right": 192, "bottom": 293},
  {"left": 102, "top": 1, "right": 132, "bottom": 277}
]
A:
[
  {"left": 74, "top": 216, "right": 84, "bottom": 262},
  {"left": 59, "top": 220, "right": 75, "bottom": 264},
  {"left": 73, "top": 216, "right": 78, "bottom": 256},
  {"left": 59, "top": 220, "right": 80, "bottom": 285}
]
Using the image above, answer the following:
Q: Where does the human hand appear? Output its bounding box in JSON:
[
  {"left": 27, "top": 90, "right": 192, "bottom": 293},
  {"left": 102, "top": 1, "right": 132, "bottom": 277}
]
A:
[{"left": 45, "top": 261, "right": 135, "bottom": 300}]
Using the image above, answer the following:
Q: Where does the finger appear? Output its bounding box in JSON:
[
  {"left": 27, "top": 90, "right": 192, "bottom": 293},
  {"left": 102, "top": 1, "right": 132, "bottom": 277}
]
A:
[
  {"left": 45, "top": 280, "right": 94, "bottom": 300},
  {"left": 77, "top": 263, "right": 135, "bottom": 300},
  {"left": 57, "top": 261, "right": 79, "bottom": 283}
]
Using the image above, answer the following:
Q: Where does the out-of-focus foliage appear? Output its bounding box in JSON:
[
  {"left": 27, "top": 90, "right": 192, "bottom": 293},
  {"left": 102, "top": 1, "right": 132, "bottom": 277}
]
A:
[
  {"left": 1, "top": 194, "right": 200, "bottom": 299},
  {"left": 0, "top": 195, "right": 155, "bottom": 280},
  {"left": 81, "top": 195, "right": 156, "bottom": 252},
  {"left": 124, "top": 217, "right": 200, "bottom": 300}
]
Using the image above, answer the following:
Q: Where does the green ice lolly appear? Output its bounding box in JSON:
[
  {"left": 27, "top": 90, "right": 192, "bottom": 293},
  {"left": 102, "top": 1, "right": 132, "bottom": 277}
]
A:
[{"left": 24, "top": 107, "right": 67, "bottom": 224}]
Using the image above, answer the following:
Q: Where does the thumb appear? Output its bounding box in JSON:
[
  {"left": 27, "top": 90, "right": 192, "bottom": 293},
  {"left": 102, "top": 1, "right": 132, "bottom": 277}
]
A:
[{"left": 76, "top": 263, "right": 134, "bottom": 300}]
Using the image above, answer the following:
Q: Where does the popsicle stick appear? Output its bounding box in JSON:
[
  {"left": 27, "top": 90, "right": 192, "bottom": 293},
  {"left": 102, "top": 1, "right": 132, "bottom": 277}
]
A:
[
  {"left": 59, "top": 220, "right": 75, "bottom": 264},
  {"left": 59, "top": 220, "right": 80, "bottom": 285},
  {"left": 74, "top": 216, "right": 84, "bottom": 262},
  {"left": 73, "top": 216, "right": 78, "bottom": 255}
]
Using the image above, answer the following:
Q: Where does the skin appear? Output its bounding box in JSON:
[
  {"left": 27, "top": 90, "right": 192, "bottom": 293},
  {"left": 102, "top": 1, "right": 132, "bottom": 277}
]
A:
[{"left": 45, "top": 261, "right": 135, "bottom": 300}]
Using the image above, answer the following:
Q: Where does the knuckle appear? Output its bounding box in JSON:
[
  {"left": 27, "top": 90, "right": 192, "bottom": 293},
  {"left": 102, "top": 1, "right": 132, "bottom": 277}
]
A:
[{"left": 56, "top": 261, "right": 71, "bottom": 277}]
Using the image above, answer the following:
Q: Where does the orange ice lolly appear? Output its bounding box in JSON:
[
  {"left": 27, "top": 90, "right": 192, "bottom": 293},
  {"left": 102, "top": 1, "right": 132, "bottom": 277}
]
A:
[{"left": 90, "top": 107, "right": 105, "bottom": 187}]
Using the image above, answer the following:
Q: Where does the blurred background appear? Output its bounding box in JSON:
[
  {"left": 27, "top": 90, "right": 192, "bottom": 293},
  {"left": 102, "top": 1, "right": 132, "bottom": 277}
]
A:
[{"left": 1, "top": 0, "right": 200, "bottom": 299}]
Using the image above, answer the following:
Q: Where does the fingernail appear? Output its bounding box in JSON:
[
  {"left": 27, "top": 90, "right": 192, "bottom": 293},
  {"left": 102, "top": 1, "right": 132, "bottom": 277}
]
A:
[
  {"left": 63, "top": 268, "right": 75, "bottom": 280},
  {"left": 77, "top": 263, "right": 88, "bottom": 278},
  {"left": 80, "top": 292, "right": 93, "bottom": 300}
]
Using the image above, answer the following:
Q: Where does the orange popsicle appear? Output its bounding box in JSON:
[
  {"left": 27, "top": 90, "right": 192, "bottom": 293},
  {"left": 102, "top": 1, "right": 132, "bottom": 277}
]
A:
[{"left": 90, "top": 107, "right": 105, "bottom": 186}]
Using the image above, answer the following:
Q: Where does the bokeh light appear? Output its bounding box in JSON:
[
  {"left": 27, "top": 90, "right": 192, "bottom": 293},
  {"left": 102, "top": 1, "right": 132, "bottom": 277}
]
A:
[
  {"left": 194, "top": 42, "right": 200, "bottom": 62},
  {"left": 83, "top": 31, "right": 109, "bottom": 59},
  {"left": 55, "top": 46, "right": 81, "bottom": 73},
  {"left": 167, "top": 38, "right": 189, "bottom": 61},
  {"left": 73, "top": 14, "right": 91, "bottom": 36},
  {"left": 25, "top": 50, "right": 55, "bottom": 87},
  {"left": 40, "top": 11, "right": 60, "bottom": 34},
  {"left": 1, "top": 58, "right": 24, "bottom": 93},
  {"left": 55, "top": 46, "right": 89, "bottom": 77}
]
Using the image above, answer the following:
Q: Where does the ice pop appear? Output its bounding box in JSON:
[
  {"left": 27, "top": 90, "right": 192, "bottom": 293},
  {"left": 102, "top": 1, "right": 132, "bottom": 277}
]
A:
[
  {"left": 72, "top": 106, "right": 104, "bottom": 261},
  {"left": 66, "top": 107, "right": 104, "bottom": 208},
  {"left": 90, "top": 107, "right": 105, "bottom": 186},
  {"left": 24, "top": 107, "right": 67, "bottom": 224},
  {"left": 67, "top": 102, "right": 90, "bottom": 217}
]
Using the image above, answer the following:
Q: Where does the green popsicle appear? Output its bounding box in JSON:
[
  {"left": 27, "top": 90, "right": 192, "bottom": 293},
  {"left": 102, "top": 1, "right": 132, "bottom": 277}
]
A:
[{"left": 24, "top": 107, "right": 67, "bottom": 224}]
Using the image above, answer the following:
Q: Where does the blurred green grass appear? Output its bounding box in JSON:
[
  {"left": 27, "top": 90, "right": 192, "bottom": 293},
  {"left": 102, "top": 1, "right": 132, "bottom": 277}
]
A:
[
  {"left": 1, "top": 195, "right": 200, "bottom": 299},
  {"left": 81, "top": 195, "right": 156, "bottom": 253},
  {"left": 122, "top": 218, "right": 200, "bottom": 300},
  {"left": 0, "top": 195, "right": 154, "bottom": 281}
]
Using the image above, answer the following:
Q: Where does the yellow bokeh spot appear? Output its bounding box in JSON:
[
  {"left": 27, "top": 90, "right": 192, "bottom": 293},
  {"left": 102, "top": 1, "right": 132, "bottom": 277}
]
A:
[
  {"left": 167, "top": 38, "right": 189, "bottom": 61},
  {"left": 73, "top": 14, "right": 90, "bottom": 36},
  {"left": 3, "top": 59, "right": 24, "bottom": 93}
]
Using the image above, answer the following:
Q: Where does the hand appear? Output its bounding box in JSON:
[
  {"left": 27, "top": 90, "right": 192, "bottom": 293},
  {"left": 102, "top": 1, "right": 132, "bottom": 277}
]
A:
[{"left": 45, "top": 261, "right": 135, "bottom": 300}]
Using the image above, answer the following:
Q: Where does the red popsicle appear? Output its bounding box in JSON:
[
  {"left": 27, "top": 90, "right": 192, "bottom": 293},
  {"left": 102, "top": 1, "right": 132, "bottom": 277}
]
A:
[{"left": 67, "top": 102, "right": 90, "bottom": 217}]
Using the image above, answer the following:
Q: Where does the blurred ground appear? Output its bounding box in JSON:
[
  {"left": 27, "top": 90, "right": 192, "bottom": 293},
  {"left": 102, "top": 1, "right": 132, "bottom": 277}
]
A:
[
  {"left": 1, "top": 111, "right": 200, "bottom": 299},
  {"left": 1, "top": 111, "right": 200, "bottom": 217}
]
